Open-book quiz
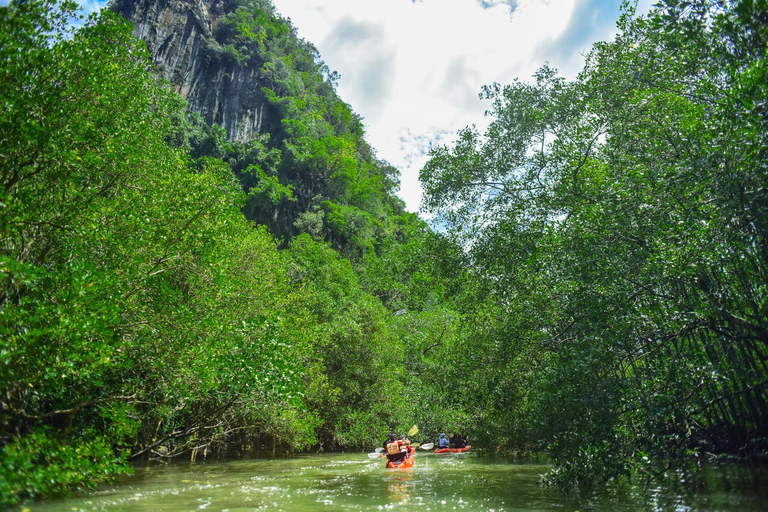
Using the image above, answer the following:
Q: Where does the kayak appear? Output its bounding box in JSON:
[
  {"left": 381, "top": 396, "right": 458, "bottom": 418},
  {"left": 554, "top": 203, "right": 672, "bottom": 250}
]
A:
[
  {"left": 386, "top": 446, "right": 415, "bottom": 469},
  {"left": 434, "top": 445, "right": 472, "bottom": 453}
]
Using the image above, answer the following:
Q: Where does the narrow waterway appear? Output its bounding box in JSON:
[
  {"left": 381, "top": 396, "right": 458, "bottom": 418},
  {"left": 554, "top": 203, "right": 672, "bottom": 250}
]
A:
[{"left": 19, "top": 452, "right": 768, "bottom": 511}]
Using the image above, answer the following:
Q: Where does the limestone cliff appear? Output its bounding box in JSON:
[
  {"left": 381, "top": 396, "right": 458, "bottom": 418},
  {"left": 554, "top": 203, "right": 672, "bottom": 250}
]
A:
[{"left": 111, "top": 0, "right": 266, "bottom": 142}]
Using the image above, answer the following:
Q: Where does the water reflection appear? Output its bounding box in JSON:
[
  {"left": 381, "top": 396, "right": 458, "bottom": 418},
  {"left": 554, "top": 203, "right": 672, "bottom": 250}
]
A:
[{"left": 385, "top": 468, "right": 413, "bottom": 505}]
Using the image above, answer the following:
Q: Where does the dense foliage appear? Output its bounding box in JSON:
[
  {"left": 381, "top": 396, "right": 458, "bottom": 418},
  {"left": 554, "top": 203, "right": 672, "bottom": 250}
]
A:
[
  {"left": 0, "top": 0, "right": 320, "bottom": 503},
  {"left": 2, "top": 0, "right": 766, "bottom": 504},
  {"left": 0, "top": 0, "right": 457, "bottom": 504},
  {"left": 421, "top": 0, "right": 768, "bottom": 487}
]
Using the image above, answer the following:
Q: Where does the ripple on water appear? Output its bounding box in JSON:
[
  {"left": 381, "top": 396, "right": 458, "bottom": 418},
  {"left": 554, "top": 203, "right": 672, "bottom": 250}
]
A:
[{"left": 19, "top": 453, "right": 768, "bottom": 512}]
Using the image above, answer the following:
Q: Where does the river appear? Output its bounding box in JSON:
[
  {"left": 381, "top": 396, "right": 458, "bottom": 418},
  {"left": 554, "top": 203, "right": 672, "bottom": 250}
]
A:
[{"left": 17, "top": 452, "right": 768, "bottom": 511}]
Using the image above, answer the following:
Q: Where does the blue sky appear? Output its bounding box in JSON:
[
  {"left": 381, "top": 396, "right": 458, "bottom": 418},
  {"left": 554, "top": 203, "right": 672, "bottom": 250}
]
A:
[{"left": 7, "top": 0, "right": 655, "bottom": 213}]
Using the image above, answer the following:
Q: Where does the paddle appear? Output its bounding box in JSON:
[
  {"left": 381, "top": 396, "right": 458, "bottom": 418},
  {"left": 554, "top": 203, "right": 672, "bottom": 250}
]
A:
[
  {"left": 404, "top": 426, "right": 419, "bottom": 456},
  {"left": 419, "top": 442, "right": 434, "bottom": 450}
]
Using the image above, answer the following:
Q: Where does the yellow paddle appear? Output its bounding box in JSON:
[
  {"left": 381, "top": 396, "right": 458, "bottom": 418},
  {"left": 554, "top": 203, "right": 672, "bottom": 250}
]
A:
[{"left": 407, "top": 425, "right": 418, "bottom": 437}]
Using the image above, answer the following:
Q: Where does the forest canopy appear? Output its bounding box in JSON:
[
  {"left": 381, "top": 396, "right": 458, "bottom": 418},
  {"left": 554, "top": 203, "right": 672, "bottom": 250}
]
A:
[
  {"left": 421, "top": 0, "right": 768, "bottom": 486},
  {"left": 0, "top": 0, "right": 766, "bottom": 504},
  {"left": 0, "top": 0, "right": 453, "bottom": 503}
]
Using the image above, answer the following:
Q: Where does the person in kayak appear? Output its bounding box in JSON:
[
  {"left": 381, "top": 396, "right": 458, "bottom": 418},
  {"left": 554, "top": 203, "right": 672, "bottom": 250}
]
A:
[
  {"left": 453, "top": 434, "right": 468, "bottom": 449},
  {"left": 438, "top": 433, "right": 450, "bottom": 449},
  {"left": 384, "top": 433, "right": 407, "bottom": 463}
]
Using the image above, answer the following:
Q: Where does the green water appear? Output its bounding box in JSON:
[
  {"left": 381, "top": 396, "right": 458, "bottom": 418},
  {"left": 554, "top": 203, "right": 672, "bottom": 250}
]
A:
[{"left": 18, "top": 452, "right": 768, "bottom": 511}]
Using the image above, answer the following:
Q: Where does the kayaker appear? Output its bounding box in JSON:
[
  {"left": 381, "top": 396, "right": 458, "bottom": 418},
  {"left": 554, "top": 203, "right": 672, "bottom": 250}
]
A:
[
  {"left": 454, "top": 434, "right": 467, "bottom": 449},
  {"left": 438, "top": 433, "right": 450, "bottom": 449},
  {"left": 384, "top": 433, "right": 406, "bottom": 463}
]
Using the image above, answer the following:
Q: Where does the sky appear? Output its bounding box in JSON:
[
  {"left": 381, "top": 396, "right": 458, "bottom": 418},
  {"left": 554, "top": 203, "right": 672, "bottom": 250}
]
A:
[{"left": 269, "top": 0, "right": 655, "bottom": 214}]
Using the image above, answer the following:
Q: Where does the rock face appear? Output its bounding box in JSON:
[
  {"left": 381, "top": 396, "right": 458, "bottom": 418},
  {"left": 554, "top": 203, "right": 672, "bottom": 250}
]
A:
[{"left": 112, "top": 0, "right": 266, "bottom": 142}]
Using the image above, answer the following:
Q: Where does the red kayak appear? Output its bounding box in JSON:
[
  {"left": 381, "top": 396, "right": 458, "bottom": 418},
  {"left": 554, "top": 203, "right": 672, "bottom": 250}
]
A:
[
  {"left": 386, "top": 446, "right": 415, "bottom": 468},
  {"left": 434, "top": 445, "right": 472, "bottom": 453}
]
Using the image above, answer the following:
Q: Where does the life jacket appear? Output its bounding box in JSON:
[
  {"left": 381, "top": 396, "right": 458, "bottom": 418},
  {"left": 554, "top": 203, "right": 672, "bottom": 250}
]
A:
[{"left": 386, "top": 441, "right": 401, "bottom": 455}]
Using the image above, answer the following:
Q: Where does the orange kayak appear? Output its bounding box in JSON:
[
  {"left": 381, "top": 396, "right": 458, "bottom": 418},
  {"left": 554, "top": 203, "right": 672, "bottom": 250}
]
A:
[
  {"left": 434, "top": 445, "right": 471, "bottom": 453},
  {"left": 386, "top": 446, "right": 415, "bottom": 468}
]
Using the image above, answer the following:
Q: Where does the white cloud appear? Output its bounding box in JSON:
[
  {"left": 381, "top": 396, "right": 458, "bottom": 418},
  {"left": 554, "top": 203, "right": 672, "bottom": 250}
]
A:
[{"left": 272, "top": 0, "right": 654, "bottom": 214}]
